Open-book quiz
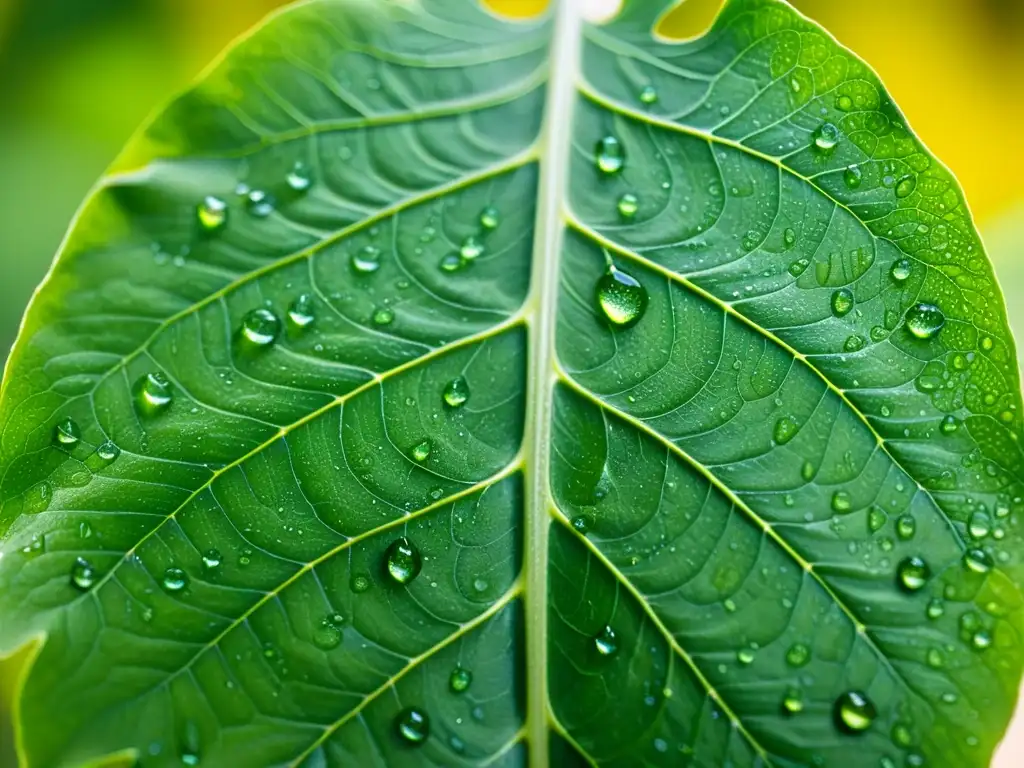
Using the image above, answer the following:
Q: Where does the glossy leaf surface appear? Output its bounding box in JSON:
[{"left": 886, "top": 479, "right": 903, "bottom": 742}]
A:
[{"left": 1, "top": 1, "right": 1023, "bottom": 766}]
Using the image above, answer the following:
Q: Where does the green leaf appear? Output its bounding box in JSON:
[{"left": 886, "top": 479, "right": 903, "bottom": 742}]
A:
[{"left": 2, "top": 0, "right": 1023, "bottom": 765}]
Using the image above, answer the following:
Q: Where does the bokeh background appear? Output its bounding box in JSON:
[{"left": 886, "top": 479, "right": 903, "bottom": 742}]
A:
[{"left": 0, "top": 0, "right": 1022, "bottom": 765}]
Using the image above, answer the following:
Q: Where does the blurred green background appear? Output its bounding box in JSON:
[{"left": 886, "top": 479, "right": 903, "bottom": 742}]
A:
[{"left": 0, "top": 0, "right": 1022, "bottom": 765}]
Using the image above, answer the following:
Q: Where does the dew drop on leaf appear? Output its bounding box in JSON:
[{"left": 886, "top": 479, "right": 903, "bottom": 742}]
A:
[
  {"left": 968, "top": 511, "right": 991, "bottom": 540},
  {"left": 837, "top": 94, "right": 853, "bottom": 111},
  {"left": 135, "top": 372, "right": 173, "bottom": 414},
  {"left": 96, "top": 440, "right": 120, "bottom": 462},
  {"left": 202, "top": 549, "right": 222, "bottom": 569},
  {"left": 891, "top": 722, "right": 913, "bottom": 748},
  {"left": 897, "top": 556, "right": 930, "bottom": 591},
  {"left": 843, "top": 165, "right": 862, "bottom": 189},
  {"left": 384, "top": 538, "right": 422, "bottom": 585},
  {"left": 940, "top": 415, "right": 959, "bottom": 435},
  {"left": 831, "top": 491, "right": 852, "bottom": 513},
  {"left": 596, "top": 267, "right": 647, "bottom": 328},
  {"left": 443, "top": 376, "right": 470, "bottom": 408},
  {"left": 395, "top": 707, "right": 429, "bottom": 745},
  {"left": 351, "top": 245, "right": 382, "bottom": 274},
  {"left": 737, "top": 648, "right": 755, "bottom": 665},
  {"left": 246, "top": 189, "right": 275, "bottom": 218},
  {"left": 372, "top": 307, "right": 395, "bottom": 326},
  {"left": 639, "top": 85, "right": 658, "bottom": 105},
  {"left": 895, "top": 514, "right": 916, "bottom": 540},
  {"left": 288, "top": 293, "right": 315, "bottom": 328},
  {"left": 439, "top": 253, "right": 464, "bottom": 273},
  {"left": 786, "top": 642, "right": 810, "bottom": 668},
  {"left": 617, "top": 193, "right": 639, "bottom": 218},
  {"left": 867, "top": 506, "right": 887, "bottom": 533},
  {"left": 831, "top": 288, "right": 854, "bottom": 317},
  {"left": 196, "top": 195, "right": 227, "bottom": 231},
  {"left": 313, "top": 616, "right": 343, "bottom": 650},
  {"left": 894, "top": 175, "right": 916, "bottom": 198},
  {"left": 773, "top": 416, "right": 799, "bottom": 445},
  {"left": 890, "top": 258, "right": 912, "bottom": 283},
  {"left": 594, "top": 135, "right": 625, "bottom": 174},
  {"left": 834, "top": 690, "right": 876, "bottom": 733},
  {"left": 926, "top": 598, "right": 944, "bottom": 620},
  {"left": 54, "top": 417, "right": 80, "bottom": 447},
  {"left": 479, "top": 206, "right": 500, "bottom": 230},
  {"left": 240, "top": 308, "right": 281, "bottom": 346},
  {"left": 449, "top": 666, "right": 473, "bottom": 693},
  {"left": 594, "top": 625, "right": 618, "bottom": 656},
  {"left": 783, "top": 228, "right": 797, "bottom": 247},
  {"left": 963, "top": 548, "right": 993, "bottom": 574},
  {"left": 162, "top": 567, "right": 188, "bottom": 593},
  {"left": 350, "top": 574, "right": 371, "bottom": 593},
  {"left": 904, "top": 303, "right": 944, "bottom": 339},
  {"left": 813, "top": 123, "right": 840, "bottom": 151},
  {"left": 411, "top": 439, "right": 432, "bottom": 462},
  {"left": 460, "top": 236, "right": 485, "bottom": 261},
  {"left": 70, "top": 557, "right": 96, "bottom": 591},
  {"left": 782, "top": 687, "right": 804, "bottom": 715},
  {"left": 286, "top": 162, "right": 312, "bottom": 192}
]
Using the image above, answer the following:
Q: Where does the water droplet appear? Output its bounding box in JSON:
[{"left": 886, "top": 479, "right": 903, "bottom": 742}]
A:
[
  {"left": 891, "top": 722, "right": 913, "bottom": 748},
  {"left": 384, "top": 538, "right": 422, "bottom": 585},
  {"left": 940, "top": 415, "right": 959, "bottom": 435},
  {"left": 831, "top": 288, "right": 854, "bottom": 317},
  {"left": 897, "top": 556, "right": 930, "bottom": 591},
  {"left": 843, "top": 165, "right": 862, "bottom": 189},
  {"left": 594, "top": 625, "right": 618, "bottom": 656},
  {"left": 70, "top": 557, "right": 96, "bottom": 591},
  {"left": 968, "top": 511, "right": 991, "bottom": 540},
  {"left": 972, "top": 629, "right": 993, "bottom": 651},
  {"left": 439, "top": 253, "right": 464, "bottom": 273},
  {"left": 96, "top": 440, "right": 120, "bottom": 462},
  {"left": 814, "top": 123, "right": 840, "bottom": 151},
  {"left": 351, "top": 574, "right": 371, "bottom": 593},
  {"left": 639, "top": 85, "right": 658, "bottom": 104},
  {"left": 784, "top": 228, "right": 797, "bottom": 247},
  {"left": 926, "top": 598, "right": 945, "bottom": 620},
  {"left": 162, "top": 567, "right": 188, "bottom": 593},
  {"left": 737, "top": 648, "right": 755, "bottom": 665},
  {"left": 372, "top": 307, "right": 394, "bottom": 326},
  {"left": 202, "top": 549, "right": 221, "bottom": 569},
  {"left": 240, "top": 308, "right": 280, "bottom": 346},
  {"left": 896, "top": 514, "right": 916, "bottom": 540},
  {"left": 313, "top": 615, "right": 343, "bottom": 650},
  {"left": 246, "top": 189, "right": 275, "bottom": 218},
  {"left": 834, "top": 690, "right": 876, "bottom": 733},
  {"left": 197, "top": 196, "right": 227, "bottom": 231},
  {"left": 288, "top": 294, "right": 315, "bottom": 328},
  {"left": 595, "top": 135, "right": 625, "bottom": 174},
  {"left": 905, "top": 303, "right": 944, "bottom": 340},
  {"left": 786, "top": 642, "right": 810, "bottom": 667},
  {"left": 837, "top": 95, "right": 853, "bottom": 111},
  {"left": 927, "top": 647, "right": 945, "bottom": 668},
  {"left": 443, "top": 377, "right": 469, "bottom": 408},
  {"left": 890, "top": 259, "right": 912, "bottom": 283},
  {"left": 894, "top": 175, "right": 916, "bottom": 199},
  {"left": 54, "top": 417, "right": 80, "bottom": 447},
  {"left": 286, "top": 162, "right": 312, "bottom": 192},
  {"left": 135, "top": 372, "right": 172, "bottom": 414},
  {"left": 782, "top": 687, "right": 804, "bottom": 715},
  {"left": 479, "top": 206, "right": 500, "bottom": 230},
  {"left": 868, "top": 506, "right": 887, "bottom": 533},
  {"left": 395, "top": 707, "right": 429, "bottom": 745},
  {"left": 596, "top": 267, "right": 647, "bottom": 328},
  {"left": 351, "top": 245, "right": 381, "bottom": 274},
  {"left": 773, "top": 416, "right": 799, "bottom": 445},
  {"left": 571, "top": 515, "right": 591, "bottom": 534},
  {"left": 449, "top": 666, "right": 473, "bottom": 693},
  {"left": 617, "top": 193, "right": 639, "bottom": 218},
  {"left": 411, "top": 440, "right": 431, "bottom": 462},
  {"left": 831, "top": 491, "right": 852, "bottom": 513},
  {"left": 789, "top": 258, "right": 809, "bottom": 276},
  {"left": 460, "top": 236, "right": 485, "bottom": 261},
  {"left": 963, "top": 548, "right": 992, "bottom": 574}
]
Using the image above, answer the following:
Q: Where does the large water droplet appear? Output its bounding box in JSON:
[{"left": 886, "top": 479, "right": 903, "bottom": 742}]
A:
[
  {"left": 596, "top": 267, "right": 647, "bottom": 328},
  {"left": 197, "top": 196, "right": 228, "bottom": 231},
  {"left": 890, "top": 259, "right": 912, "bottom": 283},
  {"left": 351, "top": 245, "right": 382, "bottom": 274},
  {"left": 968, "top": 511, "right": 991, "bottom": 540},
  {"left": 831, "top": 288, "right": 854, "bottom": 317},
  {"left": 135, "top": 372, "right": 172, "bottom": 414},
  {"left": 617, "top": 193, "right": 639, "bottom": 218},
  {"left": 240, "top": 308, "right": 280, "bottom": 346},
  {"left": 411, "top": 439, "right": 432, "bottom": 462},
  {"left": 963, "top": 548, "right": 993, "bottom": 574},
  {"left": 460, "top": 236, "right": 485, "bottom": 261},
  {"left": 395, "top": 707, "right": 429, "bottom": 745},
  {"left": 897, "top": 556, "right": 930, "bottom": 591},
  {"left": 162, "top": 567, "right": 188, "bottom": 593},
  {"left": 449, "top": 666, "right": 473, "bottom": 693},
  {"left": 905, "top": 303, "right": 944, "bottom": 340},
  {"left": 384, "top": 538, "right": 422, "bottom": 585},
  {"left": 595, "top": 135, "right": 624, "bottom": 174},
  {"left": 70, "top": 557, "right": 97, "bottom": 591},
  {"left": 834, "top": 690, "right": 876, "bottom": 733},
  {"left": 54, "top": 417, "right": 80, "bottom": 447},
  {"left": 443, "top": 377, "right": 470, "bottom": 408},
  {"left": 594, "top": 625, "right": 618, "bottom": 656},
  {"left": 288, "top": 294, "right": 315, "bottom": 328},
  {"left": 814, "top": 123, "right": 840, "bottom": 151},
  {"left": 843, "top": 165, "right": 862, "bottom": 189},
  {"left": 831, "top": 491, "right": 852, "bottom": 513}
]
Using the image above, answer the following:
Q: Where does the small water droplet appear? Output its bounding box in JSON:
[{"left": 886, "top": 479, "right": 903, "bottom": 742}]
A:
[
  {"left": 837, "top": 94, "right": 853, "bottom": 111},
  {"left": 773, "top": 416, "right": 799, "bottom": 445},
  {"left": 831, "top": 491, "right": 852, "bottom": 513},
  {"left": 479, "top": 206, "right": 500, "bottom": 230},
  {"left": 844, "top": 165, "right": 862, "bottom": 189},
  {"left": 831, "top": 288, "right": 854, "bottom": 317},
  {"left": 927, "top": 647, "right": 945, "bottom": 668},
  {"left": 54, "top": 417, "right": 80, "bottom": 447},
  {"left": 288, "top": 294, "right": 315, "bottom": 328},
  {"left": 968, "top": 511, "right": 991, "bottom": 540},
  {"left": 439, "top": 253, "right": 464, "bottom": 273},
  {"left": 70, "top": 557, "right": 96, "bottom": 590},
  {"left": 894, "top": 175, "right": 916, "bottom": 199},
  {"left": 617, "top": 192, "right": 639, "bottom": 218},
  {"left": 814, "top": 123, "right": 840, "bottom": 151},
  {"left": 411, "top": 440, "right": 431, "bottom": 462},
  {"left": 896, "top": 514, "right": 916, "bottom": 540},
  {"left": 240, "top": 308, "right": 280, "bottom": 346},
  {"left": 940, "top": 415, "right": 959, "bottom": 435},
  {"left": 395, "top": 707, "right": 429, "bottom": 745},
  {"left": 449, "top": 666, "right": 473, "bottom": 693},
  {"left": 202, "top": 549, "right": 221, "bottom": 569},
  {"left": 834, "top": 690, "right": 876, "bottom": 733},
  {"left": 897, "top": 556, "right": 930, "bottom": 591},
  {"left": 891, "top": 722, "right": 913, "bottom": 748},
  {"left": 372, "top": 307, "right": 395, "bottom": 326},
  {"left": 135, "top": 372, "right": 172, "bottom": 414},
  {"left": 162, "top": 567, "right": 188, "bottom": 593},
  {"left": 639, "top": 85, "right": 658, "bottom": 105},
  {"left": 926, "top": 598, "right": 945, "bottom": 620},
  {"left": 351, "top": 573, "right": 371, "bottom": 593},
  {"left": 786, "top": 642, "right": 810, "bottom": 667},
  {"left": 594, "top": 625, "right": 618, "bottom": 656},
  {"left": 197, "top": 196, "right": 227, "bottom": 231},
  {"left": 384, "top": 538, "right": 422, "bottom": 585},
  {"left": 351, "top": 245, "right": 382, "bottom": 274},
  {"left": 246, "top": 189, "right": 275, "bottom": 218},
  {"left": 596, "top": 267, "right": 647, "bottom": 328},
  {"left": 460, "top": 236, "right": 485, "bottom": 261},
  {"left": 890, "top": 259, "right": 912, "bottom": 283},
  {"left": 905, "top": 303, "right": 944, "bottom": 340},
  {"left": 868, "top": 506, "right": 888, "bottom": 533},
  {"left": 286, "top": 162, "right": 312, "bottom": 192},
  {"left": 313, "top": 615, "right": 343, "bottom": 650},
  {"left": 443, "top": 377, "right": 470, "bottom": 408},
  {"left": 963, "top": 548, "right": 992, "bottom": 574},
  {"left": 782, "top": 687, "right": 804, "bottom": 715},
  {"left": 784, "top": 228, "right": 797, "bottom": 247},
  {"left": 737, "top": 648, "right": 755, "bottom": 665},
  {"left": 96, "top": 440, "right": 120, "bottom": 462},
  {"left": 595, "top": 135, "right": 624, "bottom": 174}
]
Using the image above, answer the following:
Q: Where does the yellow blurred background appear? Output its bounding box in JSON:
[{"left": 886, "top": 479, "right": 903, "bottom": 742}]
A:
[{"left": 0, "top": 0, "right": 1022, "bottom": 765}]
